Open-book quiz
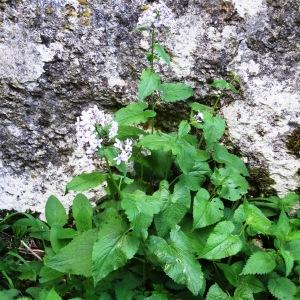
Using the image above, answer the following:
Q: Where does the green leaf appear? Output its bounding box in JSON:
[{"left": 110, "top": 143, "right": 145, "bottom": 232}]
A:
[
  {"left": 279, "top": 248, "right": 294, "bottom": 276},
  {"left": 45, "top": 196, "right": 67, "bottom": 227},
  {"left": 46, "top": 229, "right": 97, "bottom": 277},
  {"left": 115, "top": 273, "right": 141, "bottom": 300},
  {"left": 193, "top": 188, "right": 224, "bottom": 229},
  {"left": 147, "top": 228, "right": 204, "bottom": 296},
  {"left": 115, "top": 102, "right": 156, "bottom": 126},
  {"left": 200, "top": 221, "right": 243, "bottom": 260},
  {"left": 138, "top": 132, "right": 181, "bottom": 155},
  {"left": 244, "top": 202, "right": 272, "bottom": 234},
  {"left": 268, "top": 277, "right": 297, "bottom": 300},
  {"left": 190, "top": 102, "right": 213, "bottom": 113},
  {"left": 241, "top": 251, "right": 276, "bottom": 275},
  {"left": 43, "top": 288, "right": 62, "bottom": 300},
  {"left": 66, "top": 172, "right": 106, "bottom": 193},
  {"left": 154, "top": 43, "right": 170, "bottom": 64},
  {"left": 285, "top": 240, "right": 300, "bottom": 261},
  {"left": 233, "top": 285, "right": 254, "bottom": 300},
  {"left": 154, "top": 182, "right": 191, "bottom": 237},
  {"left": 0, "top": 290, "right": 19, "bottom": 300},
  {"left": 138, "top": 69, "right": 161, "bottom": 101},
  {"left": 92, "top": 210, "right": 140, "bottom": 284},
  {"left": 211, "top": 168, "right": 248, "bottom": 201},
  {"left": 178, "top": 174, "right": 205, "bottom": 191},
  {"left": 121, "top": 188, "right": 164, "bottom": 239},
  {"left": 273, "top": 211, "right": 291, "bottom": 241},
  {"left": 216, "top": 261, "right": 243, "bottom": 287},
  {"left": 50, "top": 225, "right": 76, "bottom": 253},
  {"left": 206, "top": 284, "right": 229, "bottom": 300},
  {"left": 210, "top": 79, "right": 238, "bottom": 93},
  {"left": 213, "top": 144, "right": 248, "bottom": 176},
  {"left": 202, "top": 114, "right": 226, "bottom": 147},
  {"left": 117, "top": 125, "right": 145, "bottom": 139},
  {"left": 39, "top": 266, "right": 63, "bottom": 283},
  {"left": 72, "top": 194, "right": 93, "bottom": 232},
  {"left": 160, "top": 83, "right": 193, "bottom": 102},
  {"left": 178, "top": 120, "right": 191, "bottom": 138}
]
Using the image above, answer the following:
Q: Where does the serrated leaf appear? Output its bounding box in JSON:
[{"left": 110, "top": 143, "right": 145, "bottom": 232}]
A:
[
  {"left": 46, "top": 229, "right": 97, "bottom": 277},
  {"left": 241, "top": 251, "right": 276, "bottom": 275},
  {"left": 216, "top": 261, "right": 243, "bottom": 287},
  {"left": 72, "top": 193, "right": 93, "bottom": 232},
  {"left": 66, "top": 172, "right": 107, "bottom": 192},
  {"left": 200, "top": 221, "right": 243, "bottom": 260},
  {"left": 115, "top": 102, "right": 156, "bottom": 126},
  {"left": 268, "top": 277, "right": 297, "bottom": 300},
  {"left": 193, "top": 189, "right": 224, "bottom": 229},
  {"left": 147, "top": 229, "right": 204, "bottom": 296},
  {"left": 211, "top": 168, "right": 248, "bottom": 201},
  {"left": 39, "top": 266, "right": 63, "bottom": 283},
  {"left": 244, "top": 202, "right": 272, "bottom": 234},
  {"left": 154, "top": 43, "right": 170, "bottom": 64},
  {"left": 178, "top": 174, "right": 205, "bottom": 191},
  {"left": 121, "top": 187, "right": 164, "bottom": 239},
  {"left": 154, "top": 182, "right": 191, "bottom": 237},
  {"left": 273, "top": 211, "right": 291, "bottom": 241},
  {"left": 160, "top": 83, "right": 193, "bottom": 102},
  {"left": 279, "top": 248, "right": 294, "bottom": 276},
  {"left": 92, "top": 210, "right": 140, "bottom": 284},
  {"left": 285, "top": 240, "right": 300, "bottom": 261},
  {"left": 190, "top": 102, "right": 213, "bottom": 113},
  {"left": 213, "top": 144, "right": 248, "bottom": 176},
  {"left": 202, "top": 114, "right": 226, "bottom": 148},
  {"left": 233, "top": 285, "right": 254, "bottom": 300},
  {"left": 45, "top": 196, "right": 67, "bottom": 227},
  {"left": 210, "top": 79, "right": 238, "bottom": 93},
  {"left": 206, "top": 284, "right": 229, "bottom": 300},
  {"left": 138, "top": 69, "right": 161, "bottom": 101}
]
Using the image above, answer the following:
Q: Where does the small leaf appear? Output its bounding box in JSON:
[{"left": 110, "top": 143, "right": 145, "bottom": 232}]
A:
[
  {"left": 43, "top": 288, "right": 62, "bottom": 300},
  {"left": 200, "top": 221, "right": 243, "bottom": 260},
  {"left": 115, "top": 102, "right": 156, "bottom": 126},
  {"left": 268, "top": 277, "right": 297, "bottom": 300},
  {"left": 241, "top": 251, "right": 276, "bottom": 275},
  {"left": 72, "top": 194, "right": 93, "bottom": 232},
  {"left": 206, "top": 284, "right": 229, "bottom": 300},
  {"left": 45, "top": 196, "right": 67, "bottom": 227},
  {"left": 193, "top": 189, "right": 224, "bottom": 229},
  {"left": 92, "top": 210, "right": 140, "bottom": 284},
  {"left": 138, "top": 69, "right": 161, "bottom": 101},
  {"left": 216, "top": 261, "right": 243, "bottom": 287},
  {"left": 147, "top": 228, "right": 205, "bottom": 296},
  {"left": 46, "top": 229, "right": 97, "bottom": 277},
  {"left": 210, "top": 79, "right": 238, "bottom": 93},
  {"left": 154, "top": 43, "right": 170, "bottom": 64},
  {"left": 178, "top": 120, "right": 191, "bottom": 138},
  {"left": 160, "top": 83, "right": 193, "bottom": 102},
  {"left": 66, "top": 172, "right": 106, "bottom": 193}
]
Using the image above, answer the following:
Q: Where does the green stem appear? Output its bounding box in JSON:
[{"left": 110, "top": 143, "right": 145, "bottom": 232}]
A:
[{"left": 105, "top": 157, "right": 121, "bottom": 199}]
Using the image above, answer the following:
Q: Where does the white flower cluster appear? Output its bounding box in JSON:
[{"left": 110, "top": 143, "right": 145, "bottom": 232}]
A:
[
  {"left": 137, "top": 1, "right": 174, "bottom": 29},
  {"left": 114, "top": 138, "right": 133, "bottom": 165},
  {"left": 76, "top": 105, "right": 118, "bottom": 157},
  {"left": 194, "top": 112, "right": 204, "bottom": 123}
]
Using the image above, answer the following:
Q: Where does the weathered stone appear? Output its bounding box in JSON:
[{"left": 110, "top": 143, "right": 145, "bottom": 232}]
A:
[{"left": 0, "top": 0, "right": 299, "bottom": 213}]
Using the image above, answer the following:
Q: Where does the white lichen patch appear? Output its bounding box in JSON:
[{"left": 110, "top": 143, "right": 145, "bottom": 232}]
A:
[{"left": 230, "top": 0, "right": 265, "bottom": 17}]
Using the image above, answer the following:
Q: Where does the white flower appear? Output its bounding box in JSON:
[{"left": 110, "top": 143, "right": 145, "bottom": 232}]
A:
[
  {"left": 194, "top": 112, "right": 204, "bottom": 123},
  {"left": 141, "top": 148, "right": 151, "bottom": 157},
  {"left": 113, "top": 138, "right": 133, "bottom": 165},
  {"left": 137, "top": 1, "right": 174, "bottom": 29},
  {"left": 76, "top": 106, "right": 118, "bottom": 157}
]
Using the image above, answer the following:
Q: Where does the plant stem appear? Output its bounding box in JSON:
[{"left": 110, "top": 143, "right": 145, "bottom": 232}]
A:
[{"left": 105, "top": 157, "right": 121, "bottom": 199}]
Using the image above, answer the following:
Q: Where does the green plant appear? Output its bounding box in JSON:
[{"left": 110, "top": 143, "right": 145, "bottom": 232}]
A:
[{"left": 1, "top": 2, "right": 300, "bottom": 299}]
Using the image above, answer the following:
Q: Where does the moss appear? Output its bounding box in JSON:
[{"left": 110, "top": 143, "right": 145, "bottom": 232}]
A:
[
  {"left": 286, "top": 127, "right": 300, "bottom": 158},
  {"left": 248, "top": 167, "right": 277, "bottom": 197}
]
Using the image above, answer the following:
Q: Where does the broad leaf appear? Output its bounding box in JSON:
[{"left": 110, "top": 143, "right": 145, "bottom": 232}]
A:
[
  {"left": 279, "top": 248, "right": 294, "bottom": 276},
  {"left": 178, "top": 120, "right": 191, "bottom": 138},
  {"left": 200, "top": 221, "right": 243, "bottom": 260},
  {"left": 92, "top": 210, "right": 140, "bottom": 284},
  {"left": 66, "top": 172, "right": 106, "bottom": 192},
  {"left": 154, "top": 182, "right": 191, "bottom": 237},
  {"left": 244, "top": 202, "right": 272, "bottom": 234},
  {"left": 193, "top": 189, "right": 224, "bottom": 229},
  {"left": 241, "top": 251, "right": 276, "bottom": 275},
  {"left": 206, "top": 284, "right": 229, "bottom": 300},
  {"left": 72, "top": 194, "right": 93, "bottom": 232},
  {"left": 115, "top": 102, "right": 156, "bottom": 126},
  {"left": 138, "top": 69, "right": 160, "bottom": 101},
  {"left": 46, "top": 229, "right": 97, "bottom": 277},
  {"left": 268, "top": 277, "right": 297, "bottom": 300},
  {"left": 147, "top": 228, "right": 204, "bottom": 296},
  {"left": 43, "top": 288, "right": 62, "bottom": 300},
  {"left": 45, "top": 196, "right": 67, "bottom": 227},
  {"left": 154, "top": 43, "right": 170, "bottom": 64},
  {"left": 211, "top": 168, "right": 248, "bottom": 201},
  {"left": 160, "top": 83, "right": 193, "bottom": 102}
]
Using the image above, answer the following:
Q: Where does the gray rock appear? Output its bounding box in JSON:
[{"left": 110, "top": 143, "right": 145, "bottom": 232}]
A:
[{"left": 0, "top": 0, "right": 299, "bottom": 213}]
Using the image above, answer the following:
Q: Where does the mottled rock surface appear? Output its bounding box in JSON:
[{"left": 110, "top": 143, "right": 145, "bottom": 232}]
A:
[{"left": 0, "top": 0, "right": 299, "bottom": 213}]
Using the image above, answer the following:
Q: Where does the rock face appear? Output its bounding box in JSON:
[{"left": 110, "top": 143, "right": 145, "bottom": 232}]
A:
[{"left": 0, "top": 0, "right": 299, "bottom": 213}]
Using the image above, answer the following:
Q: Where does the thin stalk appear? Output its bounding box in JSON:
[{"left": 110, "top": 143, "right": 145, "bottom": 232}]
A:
[{"left": 105, "top": 157, "right": 121, "bottom": 199}]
